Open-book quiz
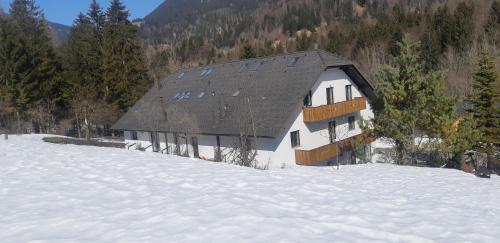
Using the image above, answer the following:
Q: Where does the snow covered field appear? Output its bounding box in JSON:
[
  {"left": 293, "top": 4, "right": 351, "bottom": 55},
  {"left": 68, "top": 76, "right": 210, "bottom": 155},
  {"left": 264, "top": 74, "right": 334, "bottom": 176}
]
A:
[{"left": 1, "top": 135, "right": 499, "bottom": 243}]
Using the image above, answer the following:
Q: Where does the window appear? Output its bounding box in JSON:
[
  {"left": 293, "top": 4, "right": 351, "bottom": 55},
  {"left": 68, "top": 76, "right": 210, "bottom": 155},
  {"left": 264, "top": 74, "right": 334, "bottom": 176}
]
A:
[
  {"left": 177, "top": 72, "right": 185, "bottom": 79},
  {"left": 239, "top": 63, "right": 249, "bottom": 72},
  {"left": 348, "top": 116, "right": 356, "bottom": 131},
  {"left": 326, "top": 87, "right": 334, "bottom": 104},
  {"left": 288, "top": 56, "right": 301, "bottom": 67},
  {"left": 151, "top": 132, "right": 160, "bottom": 153},
  {"left": 290, "top": 130, "right": 300, "bottom": 148},
  {"left": 192, "top": 136, "right": 199, "bottom": 158},
  {"left": 130, "top": 131, "right": 138, "bottom": 140},
  {"left": 328, "top": 121, "right": 336, "bottom": 143},
  {"left": 345, "top": 85, "right": 353, "bottom": 101},
  {"left": 303, "top": 90, "right": 312, "bottom": 107},
  {"left": 248, "top": 62, "right": 262, "bottom": 71},
  {"left": 173, "top": 92, "right": 182, "bottom": 101},
  {"left": 174, "top": 91, "right": 192, "bottom": 101},
  {"left": 200, "top": 68, "right": 213, "bottom": 77}
]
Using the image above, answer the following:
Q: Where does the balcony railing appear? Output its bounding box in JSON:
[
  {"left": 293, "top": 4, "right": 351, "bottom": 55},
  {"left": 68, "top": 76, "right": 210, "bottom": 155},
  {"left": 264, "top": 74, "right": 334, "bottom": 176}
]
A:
[
  {"left": 295, "top": 134, "right": 374, "bottom": 166},
  {"left": 303, "top": 97, "right": 367, "bottom": 122}
]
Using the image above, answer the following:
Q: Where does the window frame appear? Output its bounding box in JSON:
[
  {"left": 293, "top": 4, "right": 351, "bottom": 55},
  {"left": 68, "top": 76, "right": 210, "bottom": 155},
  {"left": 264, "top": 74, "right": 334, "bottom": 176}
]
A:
[
  {"left": 290, "top": 130, "right": 301, "bottom": 148},
  {"left": 303, "top": 90, "right": 312, "bottom": 107},
  {"left": 130, "top": 131, "right": 138, "bottom": 140},
  {"left": 328, "top": 120, "right": 336, "bottom": 143},
  {"left": 326, "top": 87, "right": 334, "bottom": 105},
  {"left": 345, "top": 85, "right": 353, "bottom": 101},
  {"left": 348, "top": 116, "right": 356, "bottom": 131}
]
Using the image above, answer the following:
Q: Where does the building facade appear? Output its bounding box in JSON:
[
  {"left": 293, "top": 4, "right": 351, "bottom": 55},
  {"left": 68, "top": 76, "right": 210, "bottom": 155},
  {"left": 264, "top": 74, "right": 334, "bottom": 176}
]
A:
[{"left": 112, "top": 50, "right": 374, "bottom": 168}]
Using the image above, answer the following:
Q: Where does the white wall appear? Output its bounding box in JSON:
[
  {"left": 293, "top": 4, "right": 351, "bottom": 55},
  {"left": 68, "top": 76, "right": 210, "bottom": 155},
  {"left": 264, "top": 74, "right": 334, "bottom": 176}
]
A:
[
  {"left": 261, "top": 68, "right": 374, "bottom": 168},
  {"left": 123, "top": 68, "right": 374, "bottom": 168}
]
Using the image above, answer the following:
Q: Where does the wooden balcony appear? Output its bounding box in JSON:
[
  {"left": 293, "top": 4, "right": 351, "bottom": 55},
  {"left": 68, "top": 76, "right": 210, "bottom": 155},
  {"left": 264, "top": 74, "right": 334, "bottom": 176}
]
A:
[
  {"left": 303, "top": 97, "right": 367, "bottom": 122},
  {"left": 295, "top": 134, "right": 374, "bottom": 166}
]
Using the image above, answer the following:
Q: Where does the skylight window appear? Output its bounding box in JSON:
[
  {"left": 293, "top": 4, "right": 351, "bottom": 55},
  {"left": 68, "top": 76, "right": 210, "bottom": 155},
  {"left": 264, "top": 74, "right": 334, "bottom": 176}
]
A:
[
  {"left": 173, "top": 91, "right": 192, "bottom": 102},
  {"left": 173, "top": 92, "right": 182, "bottom": 101},
  {"left": 239, "top": 63, "right": 249, "bottom": 72},
  {"left": 248, "top": 62, "right": 262, "bottom": 71},
  {"left": 200, "top": 68, "right": 213, "bottom": 77},
  {"left": 177, "top": 72, "right": 185, "bottom": 79},
  {"left": 287, "top": 56, "right": 301, "bottom": 67},
  {"left": 182, "top": 91, "right": 192, "bottom": 100}
]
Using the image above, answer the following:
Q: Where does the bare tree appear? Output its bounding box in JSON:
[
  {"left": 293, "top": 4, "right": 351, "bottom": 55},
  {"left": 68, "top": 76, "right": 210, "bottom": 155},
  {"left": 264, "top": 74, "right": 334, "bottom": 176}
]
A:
[{"left": 72, "top": 94, "right": 119, "bottom": 141}]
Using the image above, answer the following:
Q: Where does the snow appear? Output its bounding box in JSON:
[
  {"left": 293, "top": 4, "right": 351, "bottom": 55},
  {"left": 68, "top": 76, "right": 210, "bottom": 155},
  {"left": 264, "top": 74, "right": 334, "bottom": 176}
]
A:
[{"left": 1, "top": 135, "right": 499, "bottom": 243}]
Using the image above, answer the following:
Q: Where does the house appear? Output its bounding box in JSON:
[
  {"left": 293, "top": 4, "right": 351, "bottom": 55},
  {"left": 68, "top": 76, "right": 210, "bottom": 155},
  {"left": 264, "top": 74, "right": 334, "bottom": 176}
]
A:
[{"left": 111, "top": 50, "right": 375, "bottom": 168}]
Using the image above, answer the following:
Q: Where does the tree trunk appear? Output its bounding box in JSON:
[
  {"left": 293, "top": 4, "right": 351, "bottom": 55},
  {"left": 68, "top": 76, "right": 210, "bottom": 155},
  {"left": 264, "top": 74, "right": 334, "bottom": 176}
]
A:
[{"left": 75, "top": 113, "right": 81, "bottom": 138}]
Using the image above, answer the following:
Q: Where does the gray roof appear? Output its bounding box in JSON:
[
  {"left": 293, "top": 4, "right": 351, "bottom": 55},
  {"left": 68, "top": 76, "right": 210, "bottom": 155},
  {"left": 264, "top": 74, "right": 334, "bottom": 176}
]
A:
[{"left": 112, "top": 50, "right": 374, "bottom": 138}]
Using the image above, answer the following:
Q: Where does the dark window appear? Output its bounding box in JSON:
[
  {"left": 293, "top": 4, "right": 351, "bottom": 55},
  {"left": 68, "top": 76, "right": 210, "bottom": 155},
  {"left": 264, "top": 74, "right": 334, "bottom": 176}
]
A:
[
  {"left": 348, "top": 116, "right": 356, "bottom": 130},
  {"left": 192, "top": 137, "right": 199, "bottom": 158},
  {"left": 177, "top": 72, "right": 185, "bottom": 79},
  {"left": 151, "top": 132, "right": 160, "bottom": 152},
  {"left": 215, "top": 136, "right": 222, "bottom": 162},
  {"left": 326, "top": 87, "right": 334, "bottom": 104},
  {"left": 345, "top": 85, "right": 353, "bottom": 101},
  {"left": 303, "top": 90, "right": 312, "bottom": 107},
  {"left": 130, "top": 131, "right": 138, "bottom": 140},
  {"left": 328, "top": 121, "right": 336, "bottom": 143},
  {"left": 173, "top": 133, "right": 180, "bottom": 155},
  {"left": 239, "top": 63, "right": 249, "bottom": 72},
  {"left": 200, "top": 68, "right": 213, "bottom": 77},
  {"left": 288, "top": 56, "right": 301, "bottom": 67},
  {"left": 290, "top": 130, "right": 300, "bottom": 148}
]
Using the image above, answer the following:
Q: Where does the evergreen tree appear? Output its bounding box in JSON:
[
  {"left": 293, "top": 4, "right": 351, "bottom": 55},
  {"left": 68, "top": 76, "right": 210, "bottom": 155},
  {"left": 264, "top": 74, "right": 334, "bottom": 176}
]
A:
[
  {"left": 485, "top": 1, "right": 500, "bottom": 45},
  {"left": 101, "top": 0, "right": 150, "bottom": 110},
  {"left": 106, "top": 0, "right": 129, "bottom": 24},
  {"left": 240, "top": 43, "right": 256, "bottom": 59},
  {"left": 2, "top": 0, "right": 64, "bottom": 132},
  {"left": 468, "top": 52, "right": 500, "bottom": 164},
  {"left": 372, "top": 36, "right": 456, "bottom": 165},
  {"left": 451, "top": 2, "right": 474, "bottom": 53},
  {"left": 88, "top": 0, "right": 105, "bottom": 30}
]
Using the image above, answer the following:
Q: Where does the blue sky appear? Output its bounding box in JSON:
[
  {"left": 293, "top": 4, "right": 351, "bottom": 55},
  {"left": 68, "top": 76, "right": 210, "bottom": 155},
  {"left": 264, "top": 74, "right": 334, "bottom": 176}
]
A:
[{"left": 0, "top": 0, "right": 164, "bottom": 25}]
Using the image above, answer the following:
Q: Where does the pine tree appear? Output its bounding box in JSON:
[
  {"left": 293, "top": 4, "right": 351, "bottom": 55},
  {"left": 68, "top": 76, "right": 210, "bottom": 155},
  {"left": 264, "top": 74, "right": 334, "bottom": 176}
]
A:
[
  {"left": 468, "top": 52, "right": 500, "bottom": 163},
  {"left": 451, "top": 2, "right": 474, "bottom": 53},
  {"left": 485, "top": 1, "right": 500, "bottom": 45},
  {"left": 240, "top": 43, "right": 256, "bottom": 59},
  {"left": 3, "top": 0, "right": 64, "bottom": 132},
  {"left": 106, "top": 0, "right": 129, "bottom": 24},
  {"left": 101, "top": 0, "right": 150, "bottom": 110},
  {"left": 372, "top": 36, "right": 456, "bottom": 165}
]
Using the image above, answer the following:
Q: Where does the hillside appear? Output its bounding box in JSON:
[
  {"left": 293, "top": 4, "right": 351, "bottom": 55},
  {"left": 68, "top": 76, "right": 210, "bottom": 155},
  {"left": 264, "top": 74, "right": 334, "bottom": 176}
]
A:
[
  {"left": 47, "top": 21, "right": 70, "bottom": 46},
  {"left": 139, "top": 0, "right": 499, "bottom": 96},
  {"left": 1, "top": 135, "right": 499, "bottom": 242}
]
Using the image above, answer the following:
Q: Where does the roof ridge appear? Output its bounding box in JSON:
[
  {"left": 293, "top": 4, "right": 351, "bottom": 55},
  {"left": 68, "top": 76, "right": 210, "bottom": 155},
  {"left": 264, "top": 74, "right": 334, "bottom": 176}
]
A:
[{"left": 177, "top": 49, "right": 331, "bottom": 72}]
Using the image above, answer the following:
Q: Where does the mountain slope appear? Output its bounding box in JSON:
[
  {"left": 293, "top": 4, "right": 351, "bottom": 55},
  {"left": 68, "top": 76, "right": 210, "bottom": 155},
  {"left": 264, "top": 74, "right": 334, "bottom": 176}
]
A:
[
  {"left": 48, "top": 21, "right": 70, "bottom": 46},
  {"left": 139, "top": 0, "right": 499, "bottom": 97}
]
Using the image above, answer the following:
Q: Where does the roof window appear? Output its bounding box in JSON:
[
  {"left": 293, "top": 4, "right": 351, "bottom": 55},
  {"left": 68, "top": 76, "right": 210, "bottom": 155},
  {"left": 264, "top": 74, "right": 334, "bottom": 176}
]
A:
[
  {"left": 200, "top": 68, "right": 213, "bottom": 77},
  {"left": 177, "top": 72, "right": 185, "bottom": 79},
  {"left": 287, "top": 56, "right": 301, "bottom": 67},
  {"left": 239, "top": 63, "right": 250, "bottom": 72},
  {"left": 173, "top": 91, "right": 192, "bottom": 101}
]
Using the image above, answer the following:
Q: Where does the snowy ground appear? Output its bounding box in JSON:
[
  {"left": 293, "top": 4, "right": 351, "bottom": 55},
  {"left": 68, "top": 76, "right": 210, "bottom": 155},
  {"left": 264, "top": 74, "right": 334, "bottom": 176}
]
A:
[{"left": 1, "top": 135, "right": 499, "bottom": 243}]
